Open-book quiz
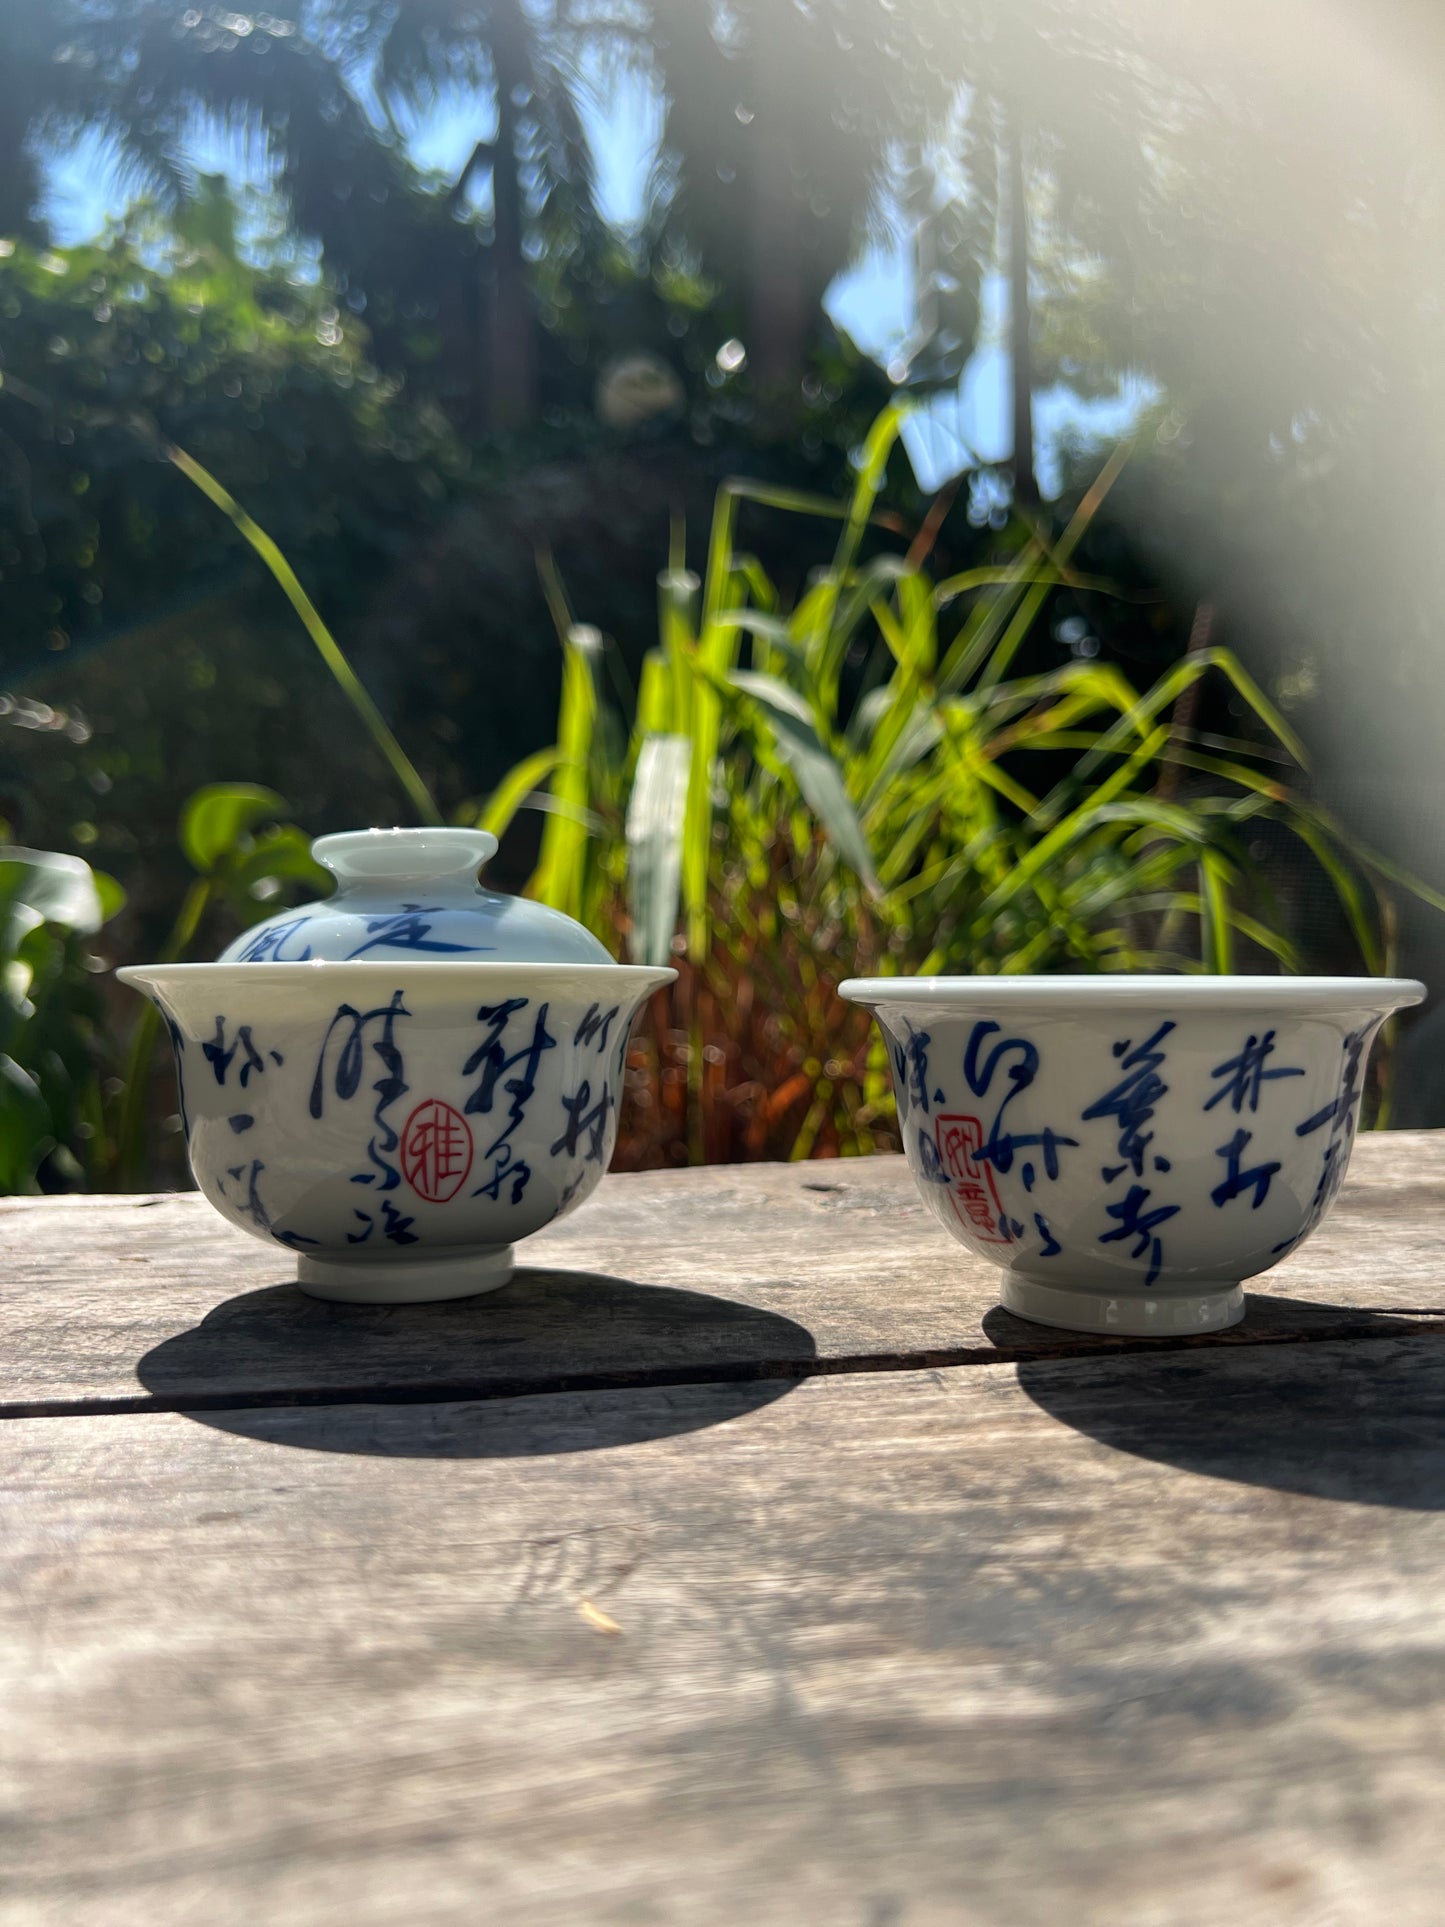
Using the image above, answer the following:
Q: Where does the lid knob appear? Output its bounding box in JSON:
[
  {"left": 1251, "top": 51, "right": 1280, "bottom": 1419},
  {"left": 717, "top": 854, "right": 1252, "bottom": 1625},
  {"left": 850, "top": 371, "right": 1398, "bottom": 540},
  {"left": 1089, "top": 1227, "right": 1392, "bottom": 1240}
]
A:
[{"left": 312, "top": 827, "right": 498, "bottom": 893}]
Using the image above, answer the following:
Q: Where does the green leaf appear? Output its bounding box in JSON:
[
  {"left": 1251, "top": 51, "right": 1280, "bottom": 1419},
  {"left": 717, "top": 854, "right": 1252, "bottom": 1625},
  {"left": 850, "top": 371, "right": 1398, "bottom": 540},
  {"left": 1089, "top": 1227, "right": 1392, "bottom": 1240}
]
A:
[
  {"left": 533, "top": 626, "right": 602, "bottom": 918},
  {"left": 222, "top": 826, "right": 330, "bottom": 903},
  {"left": 0, "top": 1053, "right": 51, "bottom": 1195},
  {"left": 92, "top": 871, "right": 127, "bottom": 922},
  {"left": 728, "top": 670, "right": 816, "bottom": 733},
  {"left": 471, "top": 748, "right": 565, "bottom": 842},
  {"left": 1073, "top": 647, "right": 1310, "bottom": 783},
  {"left": 0, "top": 849, "right": 106, "bottom": 936},
  {"left": 1198, "top": 851, "right": 1236, "bottom": 972},
  {"left": 977, "top": 463, "right": 1133, "bottom": 694},
  {"left": 717, "top": 477, "right": 900, "bottom": 526},
  {"left": 625, "top": 734, "right": 691, "bottom": 967},
  {"left": 966, "top": 725, "right": 1173, "bottom": 933},
  {"left": 811, "top": 554, "right": 916, "bottom": 720},
  {"left": 633, "top": 651, "right": 674, "bottom": 741},
  {"left": 832, "top": 403, "right": 908, "bottom": 584},
  {"left": 859, "top": 704, "right": 946, "bottom": 813},
  {"left": 729, "top": 670, "right": 879, "bottom": 893},
  {"left": 180, "top": 784, "right": 287, "bottom": 876}
]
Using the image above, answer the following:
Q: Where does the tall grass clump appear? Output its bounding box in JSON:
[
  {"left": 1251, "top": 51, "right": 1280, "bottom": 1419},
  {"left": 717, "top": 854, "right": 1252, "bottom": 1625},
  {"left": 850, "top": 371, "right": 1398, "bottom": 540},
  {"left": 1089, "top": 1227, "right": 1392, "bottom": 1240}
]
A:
[
  {"left": 155, "top": 410, "right": 1438, "bottom": 1176},
  {"left": 472, "top": 406, "right": 1437, "bottom": 1166}
]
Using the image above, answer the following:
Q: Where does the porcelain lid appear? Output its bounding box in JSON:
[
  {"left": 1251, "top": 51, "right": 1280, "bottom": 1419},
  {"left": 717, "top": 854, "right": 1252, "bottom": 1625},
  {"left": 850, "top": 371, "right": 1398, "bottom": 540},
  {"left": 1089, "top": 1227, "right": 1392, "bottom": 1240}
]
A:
[{"left": 215, "top": 827, "right": 614, "bottom": 966}]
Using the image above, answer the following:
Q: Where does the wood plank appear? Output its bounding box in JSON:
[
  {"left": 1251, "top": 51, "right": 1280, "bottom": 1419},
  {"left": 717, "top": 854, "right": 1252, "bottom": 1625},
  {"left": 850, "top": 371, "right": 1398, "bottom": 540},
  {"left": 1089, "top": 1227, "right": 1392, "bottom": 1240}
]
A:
[
  {"left": 3, "top": 1132, "right": 1444, "bottom": 1412},
  {"left": 3, "top": 1338, "right": 1444, "bottom": 1924}
]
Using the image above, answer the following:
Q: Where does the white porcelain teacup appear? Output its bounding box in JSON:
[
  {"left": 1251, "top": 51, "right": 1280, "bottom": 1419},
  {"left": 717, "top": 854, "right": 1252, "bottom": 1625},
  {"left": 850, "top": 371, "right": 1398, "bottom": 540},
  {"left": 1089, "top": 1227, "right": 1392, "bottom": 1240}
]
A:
[
  {"left": 119, "top": 829, "right": 673, "bottom": 1303},
  {"left": 840, "top": 974, "right": 1424, "bottom": 1335}
]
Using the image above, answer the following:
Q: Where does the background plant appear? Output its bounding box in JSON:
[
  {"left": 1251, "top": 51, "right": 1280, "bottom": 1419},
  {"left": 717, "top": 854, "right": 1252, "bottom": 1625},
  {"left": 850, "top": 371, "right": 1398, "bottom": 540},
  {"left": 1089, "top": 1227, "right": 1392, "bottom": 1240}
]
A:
[
  {"left": 479, "top": 407, "right": 1440, "bottom": 1167},
  {"left": 10, "top": 402, "right": 1442, "bottom": 1192},
  {"left": 0, "top": 784, "right": 322, "bottom": 1193},
  {"left": 5, "top": 1, "right": 1444, "bottom": 1139}
]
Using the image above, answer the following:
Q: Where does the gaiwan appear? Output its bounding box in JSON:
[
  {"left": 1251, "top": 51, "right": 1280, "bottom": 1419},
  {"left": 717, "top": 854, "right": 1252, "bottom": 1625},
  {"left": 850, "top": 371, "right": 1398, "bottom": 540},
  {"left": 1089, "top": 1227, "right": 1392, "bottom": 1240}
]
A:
[{"left": 118, "top": 828, "right": 674, "bottom": 1304}]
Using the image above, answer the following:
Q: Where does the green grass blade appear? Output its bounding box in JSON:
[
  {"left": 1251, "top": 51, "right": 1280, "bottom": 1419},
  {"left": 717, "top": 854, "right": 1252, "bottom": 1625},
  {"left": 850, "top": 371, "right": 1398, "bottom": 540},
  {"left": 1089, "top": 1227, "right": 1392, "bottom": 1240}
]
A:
[
  {"left": 1198, "top": 851, "right": 1235, "bottom": 972},
  {"left": 933, "top": 564, "right": 1124, "bottom": 605},
  {"left": 967, "top": 725, "right": 1173, "bottom": 932},
  {"left": 657, "top": 570, "right": 700, "bottom": 735},
  {"left": 536, "top": 545, "right": 576, "bottom": 643},
  {"left": 832, "top": 402, "right": 907, "bottom": 584},
  {"left": 625, "top": 733, "right": 691, "bottom": 966},
  {"left": 719, "top": 477, "right": 906, "bottom": 528},
  {"left": 533, "top": 626, "right": 601, "bottom": 918},
  {"left": 975, "top": 441, "right": 1133, "bottom": 694},
  {"left": 470, "top": 747, "right": 564, "bottom": 841},
  {"left": 634, "top": 650, "right": 674, "bottom": 744},
  {"left": 1073, "top": 647, "right": 1310, "bottom": 783},
  {"left": 729, "top": 670, "right": 879, "bottom": 892},
  {"left": 164, "top": 441, "right": 440, "bottom": 826}
]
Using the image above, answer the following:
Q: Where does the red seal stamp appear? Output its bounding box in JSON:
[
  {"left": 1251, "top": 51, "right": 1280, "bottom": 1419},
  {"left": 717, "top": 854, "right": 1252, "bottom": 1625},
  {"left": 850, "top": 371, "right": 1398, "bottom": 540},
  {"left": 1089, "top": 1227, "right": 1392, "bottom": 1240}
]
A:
[
  {"left": 935, "top": 1114, "right": 1010, "bottom": 1245},
  {"left": 400, "top": 1099, "right": 473, "bottom": 1203}
]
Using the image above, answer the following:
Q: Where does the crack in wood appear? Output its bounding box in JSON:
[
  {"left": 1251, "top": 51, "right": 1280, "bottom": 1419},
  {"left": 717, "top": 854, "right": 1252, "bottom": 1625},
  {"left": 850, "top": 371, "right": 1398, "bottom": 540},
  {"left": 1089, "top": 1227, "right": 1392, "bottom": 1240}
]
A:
[{"left": 3, "top": 1317, "right": 1441, "bottom": 1424}]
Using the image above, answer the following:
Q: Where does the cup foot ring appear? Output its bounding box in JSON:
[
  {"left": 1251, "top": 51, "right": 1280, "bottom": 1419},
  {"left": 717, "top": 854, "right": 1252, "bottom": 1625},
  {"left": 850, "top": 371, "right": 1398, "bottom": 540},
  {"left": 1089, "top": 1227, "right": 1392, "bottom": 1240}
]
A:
[
  {"left": 1000, "top": 1273, "right": 1244, "bottom": 1337},
  {"left": 296, "top": 1244, "right": 515, "bottom": 1305}
]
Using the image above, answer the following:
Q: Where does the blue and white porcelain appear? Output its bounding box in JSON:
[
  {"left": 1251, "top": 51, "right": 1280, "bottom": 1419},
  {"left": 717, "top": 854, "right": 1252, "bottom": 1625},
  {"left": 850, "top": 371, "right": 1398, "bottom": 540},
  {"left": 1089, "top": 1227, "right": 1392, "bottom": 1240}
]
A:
[
  {"left": 217, "top": 826, "right": 614, "bottom": 966},
  {"left": 840, "top": 974, "right": 1425, "bottom": 1336},
  {"left": 119, "top": 828, "right": 674, "bottom": 1304}
]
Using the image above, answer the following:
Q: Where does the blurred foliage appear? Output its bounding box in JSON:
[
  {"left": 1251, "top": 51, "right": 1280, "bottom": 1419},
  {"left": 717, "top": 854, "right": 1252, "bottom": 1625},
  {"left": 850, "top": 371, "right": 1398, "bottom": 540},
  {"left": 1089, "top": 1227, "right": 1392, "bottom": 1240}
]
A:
[
  {"left": 0, "top": 782, "right": 324, "bottom": 1193},
  {"left": 4, "top": 2, "right": 957, "bottom": 432},
  {"left": 0, "top": 206, "right": 467, "bottom": 675},
  {"left": 0, "top": 213, "right": 470, "bottom": 953},
  {"left": 0, "top": 846, "right": 122, "bottom": 1191}
]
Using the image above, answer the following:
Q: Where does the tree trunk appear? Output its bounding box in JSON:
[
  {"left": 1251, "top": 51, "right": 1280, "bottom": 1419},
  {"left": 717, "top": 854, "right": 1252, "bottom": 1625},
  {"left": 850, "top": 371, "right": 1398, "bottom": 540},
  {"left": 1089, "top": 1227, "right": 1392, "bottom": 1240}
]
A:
[
  {"left": 745, "top": 12, "right": 808, "bottom": 423},
  {"left": 484, "top": 3, "right": 537, "bottom": 434},
  {"left": 747, "top": 167, "right": 807, "bottom": 407},
  {"left": 1004, "top": 105, "right": 1038, "bottom": 506}
]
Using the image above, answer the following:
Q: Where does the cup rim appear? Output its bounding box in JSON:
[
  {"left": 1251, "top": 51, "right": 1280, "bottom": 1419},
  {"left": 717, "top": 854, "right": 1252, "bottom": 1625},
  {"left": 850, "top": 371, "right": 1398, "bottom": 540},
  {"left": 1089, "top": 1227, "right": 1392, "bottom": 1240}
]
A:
[
  {"left": 117, "top": 960, "right": 677, "bottom": 994},
  {"left": 838, "top": 973, "right": 1425, "bottom": 1015}
]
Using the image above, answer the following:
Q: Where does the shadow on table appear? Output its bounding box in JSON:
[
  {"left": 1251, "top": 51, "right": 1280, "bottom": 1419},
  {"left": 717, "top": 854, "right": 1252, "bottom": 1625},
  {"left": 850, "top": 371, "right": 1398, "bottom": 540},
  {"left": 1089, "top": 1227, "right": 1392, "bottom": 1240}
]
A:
[
  {"left": 135, "top": 1267, "right": 816, "bottom": 1459},
  {"left": 984, "top": 1294, "right": 1445, "bottom": 1510}
]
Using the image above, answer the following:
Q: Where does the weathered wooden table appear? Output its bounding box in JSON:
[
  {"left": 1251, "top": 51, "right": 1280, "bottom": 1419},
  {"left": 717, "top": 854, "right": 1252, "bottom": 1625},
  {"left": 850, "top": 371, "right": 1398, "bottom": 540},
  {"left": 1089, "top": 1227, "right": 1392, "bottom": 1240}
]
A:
[{"left": 4, "top": 1132, "right": 1445, "bottom": 1925}]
